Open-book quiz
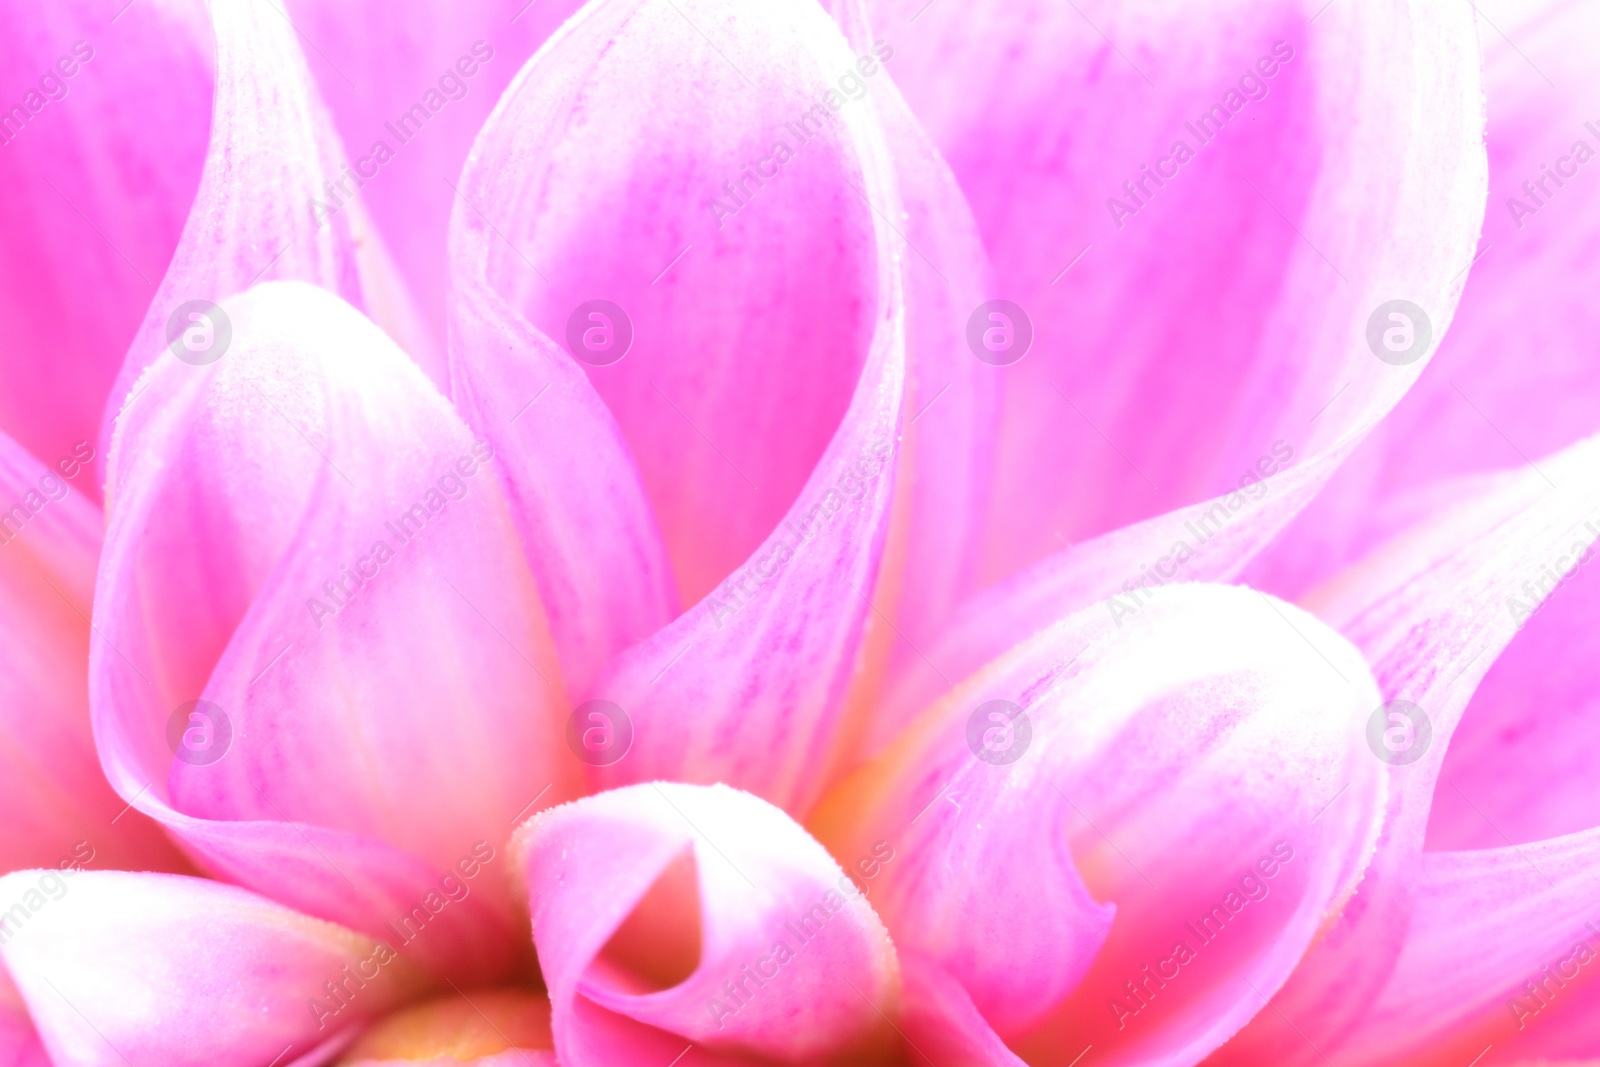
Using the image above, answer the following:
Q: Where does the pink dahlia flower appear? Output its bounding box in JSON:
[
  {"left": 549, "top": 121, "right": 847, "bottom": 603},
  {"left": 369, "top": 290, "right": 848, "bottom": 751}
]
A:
[{"left": 0, "top": 0, "right": 1595, "bottom": 1064}]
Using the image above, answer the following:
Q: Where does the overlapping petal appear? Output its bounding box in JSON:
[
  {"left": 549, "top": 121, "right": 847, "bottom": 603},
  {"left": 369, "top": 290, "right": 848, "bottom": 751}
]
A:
[
  {"left": 98, "top": 0, "right": 435, "bottom": 469},
  {"left": 1219, "top": 432, "right": 1600, "bottom": 1064},
  {"left": 0, "top": 870, "right": 427, "bottom": 1067},
  {"left": 471, "top": 0, "right": 911, "bottom": 813},
  {"left": 519, "top": 782, "right": 900, "bottom": 1066},
  {"left": 92, "top": 281, "right": 576, "bottom": 978},
  {"left": 865, "top": 0, "right": 1487, "bottom": 740},
  {"left": 813, "top": 583, "right": 1385, "bottom": 1067},
  {"left": 335, "top": 990, "right": 557, "bottom": 1067},
  {"left": 0, "top": 0, "right": 213, "bottom": 482},
  {"left": 1253, "top": 0, "right": 1600, "bottom": 597}
]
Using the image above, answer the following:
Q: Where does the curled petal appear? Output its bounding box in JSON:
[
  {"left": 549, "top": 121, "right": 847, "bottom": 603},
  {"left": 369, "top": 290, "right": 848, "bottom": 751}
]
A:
[
  {"left": 99, "top": 0, "right": 434, "bottom": 468},
  {"left": 94, "top": 281, "right": 576, "bottom": 977},
  {"left": 813, "top": 583, "right": 1385, "bottom": 1067},
  {"left": 519, "top": 782, "right": 900, "bottom": 1066},
  {"left": 483, "top": 0, "right": 910, "bottom": 812},
  {"left": 0, "top": 870, "right": 426, "bottom": 1067},
  {"left": 1221, "top": 432, "right": 1600, "bottom": 1064},
  {"left": 0, "top": 0, "right": 212, "bottom": 479}
]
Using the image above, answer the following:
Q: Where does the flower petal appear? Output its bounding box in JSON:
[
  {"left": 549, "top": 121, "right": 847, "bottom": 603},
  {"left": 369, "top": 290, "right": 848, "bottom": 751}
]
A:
[
  {"left": 490, "top": 0, "right": 909, "bottom": 813},
  {"left": 93, "top": 281, "right": 576, "bottom": 977},
  {"left": 1333, "top": 829, "right": 1600, "bottom": 1067},
  {"left": 1218, "top": 432, "right": 1600, "bottom": 1065},
  {"left": 519, "top": 782, "right": 900, "bottom": 1066},
  {"left": 0, "top": 0, "right": 212, "bottom": 481},
  {"left": 812, "top": 583, "right": 1385, "bottom": 1067},
  {"left": 0, "top": 429, "right": 183, "bottom": 875},
  {"left": 97, "top": 0, "right": 435, "bottom": 468},
  {"left": 279, "top": 0, "right": 588, "bottom": 348},
  {"left": 0, "top": 870, "right": 427, "bottom": 1067},
  {"left": 867, "top": 0, "right": 1487, "bottom": 730},
  {"left": 336, "top": 988, "right": 556, "bottom": 1067},
  {"left": 1253, "top": 0, "right": 1600, "bottom": 597}
]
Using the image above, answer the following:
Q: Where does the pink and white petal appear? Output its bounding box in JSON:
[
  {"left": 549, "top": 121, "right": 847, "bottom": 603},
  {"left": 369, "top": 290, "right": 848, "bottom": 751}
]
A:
[
  {"left": 447, "top": 76, "right": 682, "bottom": 695},
  {"left": 1218, "top": 432, "right": 1600, "bottom": 1065},
  {"left": 0, "top": 970, "right": 48, "bottom": 1067},
  {"left": 1253, "top": 0, "right": 1600, "bottom": 598},
  {"left": 280, "top": 0, "right": 588, "bottom": 347},
  {"left": 98, "top": 0, "right": 434, "bottom": 470},
  {"left": 1333, "top": 828, "right": 1600, "bottom": 1067},
  {"left": 489, "top": 0, "right": 908, "bottom": 813},
  {"left": 0, "top": 0, "right": 213, "bottom": 481},
  {"left": 812, "top": 583, "right": 1385, "bottom": 1067},
  {"left": 0, "top": 870, "right": 427, "bottom": 1067},
  {"left": 458, "top": 0, "right": 893, "bottom": 608},
  {"left": 864, "top": 0, "right": 1486, "bottom": 618},
  {"left": 93, "top": 281, "right": 576, "bottom": 977},
  {"left": 519, "top": 782, "right": 900, "bottom": 1067},
  {"left": 0, "top": 430, "right": 184, "bottom": 875},
  {"left": 822, "top": 0, "right": 1002, "bottom": 759},
  {"left": 335, "top": 988, "right": 558, "bottom": 1067}
]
